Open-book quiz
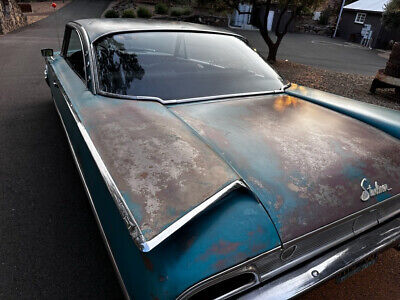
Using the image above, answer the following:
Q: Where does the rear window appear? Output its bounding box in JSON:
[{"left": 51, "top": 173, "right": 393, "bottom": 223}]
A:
[{"left": 94, "top": 31, "right": 285, "bottom": 101}]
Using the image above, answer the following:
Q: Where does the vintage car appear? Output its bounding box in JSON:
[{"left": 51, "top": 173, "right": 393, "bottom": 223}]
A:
[{"left": 41, "top": 19, "right": 400, "bottom": 299}]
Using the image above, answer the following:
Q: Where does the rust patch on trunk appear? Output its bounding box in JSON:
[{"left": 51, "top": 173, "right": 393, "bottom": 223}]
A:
[
  {"left": 171, "top": 94, "right": 400, "bottom": 242},
  {"left": 78, "top": 98, "right": 238, "bottom": 241}
]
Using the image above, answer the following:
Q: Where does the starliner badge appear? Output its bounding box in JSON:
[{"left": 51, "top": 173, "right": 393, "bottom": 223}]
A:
[{"left": 360, "top": 178, "right": 392, "bottom": 202}]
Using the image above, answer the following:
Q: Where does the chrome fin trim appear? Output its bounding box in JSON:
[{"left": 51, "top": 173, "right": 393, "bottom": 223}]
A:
[
  {"left": 48, "top": 62, "right": 147, "bottom": 250},
  {"left": 76, "top": 119, "right": 147, "bottom": 247},
  {"left": 49, "top": 61, "right": 247, "bottom": 252},
  {"left": 140, "top": 180, "right": 246, "bottom": 252}
]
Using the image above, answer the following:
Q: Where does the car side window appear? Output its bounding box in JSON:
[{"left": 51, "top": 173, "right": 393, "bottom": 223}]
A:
[{"left": 65, "top": 29, "right": 85, "bottom": 80}]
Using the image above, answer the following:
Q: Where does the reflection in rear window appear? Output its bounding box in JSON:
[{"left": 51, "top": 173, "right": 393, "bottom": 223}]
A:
[{"left": 94, "top": 32, "right": 285, "bottom": 101}]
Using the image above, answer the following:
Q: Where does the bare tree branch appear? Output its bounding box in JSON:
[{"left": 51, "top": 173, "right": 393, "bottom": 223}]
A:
[
  {"left": 275, "top": 2, "right": 289, "bottom": 37},
  {"left": 217, "top": 0, "right": 321, "bottom": 61}
]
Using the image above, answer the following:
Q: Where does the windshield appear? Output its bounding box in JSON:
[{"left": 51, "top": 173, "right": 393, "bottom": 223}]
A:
[{"left": 94, "top": 31, "right": 286, "bottom": 101}]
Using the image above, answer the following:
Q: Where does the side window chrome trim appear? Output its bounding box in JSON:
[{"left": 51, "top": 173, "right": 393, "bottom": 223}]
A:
[
  {"left": 69, "top": 21, "right": 98, "bottom": 95},
  {"left": 62, "top": 24, "right": 89, "bottom": 88},
  {"left": 81, "top": 25, "right": 98, "bottom": 95}
]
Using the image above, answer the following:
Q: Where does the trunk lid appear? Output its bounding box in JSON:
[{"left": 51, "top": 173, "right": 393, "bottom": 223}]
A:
[{"left": 170, "top": 94, "right": 400, "bottom": 242}]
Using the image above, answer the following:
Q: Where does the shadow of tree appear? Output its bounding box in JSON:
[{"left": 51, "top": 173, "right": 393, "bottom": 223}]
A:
[{"left": 96, "top": 37, "right": 145, "bottom": 95}]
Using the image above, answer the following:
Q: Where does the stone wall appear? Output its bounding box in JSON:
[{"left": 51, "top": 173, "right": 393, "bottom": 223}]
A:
[
  {"left": 295, "top": 16, "right": 335, "bottom": 36},
  {"left": 0, "top": 0, "right": 27, "bottom": 34}
]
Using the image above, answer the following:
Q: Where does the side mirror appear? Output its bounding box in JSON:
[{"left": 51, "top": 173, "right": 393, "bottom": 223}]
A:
[{"left": 41, "top": 48, "right": 54, "bottom": 57}]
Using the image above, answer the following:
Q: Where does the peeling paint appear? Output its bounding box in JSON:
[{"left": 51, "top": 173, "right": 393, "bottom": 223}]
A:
[{"left": 78, "top": 99, "right": 238, "bottom": 241}]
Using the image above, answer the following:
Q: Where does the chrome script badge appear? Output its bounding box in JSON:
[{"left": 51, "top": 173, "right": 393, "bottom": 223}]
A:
[{"left": 360, "top": 178, "right": 392, "bottom": 202}]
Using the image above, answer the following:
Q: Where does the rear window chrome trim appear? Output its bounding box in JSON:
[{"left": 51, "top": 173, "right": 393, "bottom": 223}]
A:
[
  {"left": 90, "top": 28, "right": 246, "bottom": 45},
  {"left": 96, "top": 84, "right": 291, "bottom": 105},
  {"left": 86, "top": 28, "right": 288, "bottom": 104},
  {"left": 86, "top": 28, "right": 250, "bottom": 101},
  {"left": 72, "top": 22, "right": 290, "bottom": 103}
]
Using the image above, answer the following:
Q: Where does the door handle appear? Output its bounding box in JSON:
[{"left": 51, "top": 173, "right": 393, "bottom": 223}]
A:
[{"left": 53, "top": 81, "right": 59, "bottom": 88}]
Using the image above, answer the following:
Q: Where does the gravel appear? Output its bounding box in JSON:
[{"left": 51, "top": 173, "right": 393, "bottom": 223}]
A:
[{"left": 273, "top": 60, "right": 400, "bottom": 111}]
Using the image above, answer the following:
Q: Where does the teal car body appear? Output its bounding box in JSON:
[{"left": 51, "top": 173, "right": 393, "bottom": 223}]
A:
[{"left": 42, "top": 19, "right": 400, "bottom": 299}]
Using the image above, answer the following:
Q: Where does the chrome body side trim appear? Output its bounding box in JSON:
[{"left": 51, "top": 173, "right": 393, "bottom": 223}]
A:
[
  {"left": 239, "top": 217, "right": 400, "bottom": 300},
  {"left": 176, "top": 248, "right": 279, "bottom": 300},
  {"left": 44, "top": 65, "right": 49, "bottom": 86},
  {"left": 52, "top": 96, "right": 130, "bottom": 300},
  {"left": 178, "top": 193, "right": 400, "bottom": 299},
  {"left": 141, "top": 180, "right": 246, "bottom": 252}
]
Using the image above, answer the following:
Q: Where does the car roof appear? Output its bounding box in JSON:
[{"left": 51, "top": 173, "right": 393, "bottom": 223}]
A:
[{"left": 73, "top": 18, "right": 243, "bottom": 43}]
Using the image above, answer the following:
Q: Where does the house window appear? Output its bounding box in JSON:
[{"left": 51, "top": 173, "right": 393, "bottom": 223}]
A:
[{"left": 354, "top": 12, "right": 366, "bottom": 24}]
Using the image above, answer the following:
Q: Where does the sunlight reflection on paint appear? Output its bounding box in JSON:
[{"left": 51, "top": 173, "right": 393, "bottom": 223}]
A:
[{"left": 273, "top": 96, "right": 300, "bottom": 112}]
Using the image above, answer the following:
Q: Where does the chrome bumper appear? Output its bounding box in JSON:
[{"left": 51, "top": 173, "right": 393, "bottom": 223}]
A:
[{"left": 239, "top": 217, "right": 400, "bottom": 300}]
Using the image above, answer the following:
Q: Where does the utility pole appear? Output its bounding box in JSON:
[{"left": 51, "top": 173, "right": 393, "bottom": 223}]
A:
[{"left": 333, "top": 0, "right": 346, "bottom": 38}]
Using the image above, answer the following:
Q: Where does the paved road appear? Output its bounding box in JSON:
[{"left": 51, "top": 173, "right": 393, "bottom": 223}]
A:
[
  {"left": 0, "top": 1, "right": 123, "bottom": 298},
  {"left": 236, "top": 30, "right": 387, "bottom": 76},
  {"left": 0, "top": 2, "right": 398, "bottom": 299}
]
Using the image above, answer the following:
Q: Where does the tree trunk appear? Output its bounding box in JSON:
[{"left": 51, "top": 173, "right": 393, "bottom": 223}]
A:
[
  {"left": 257, "top": 1, "right": 296, "bottom": 62},
  {"left": 267, "top": 44, "right": 279, "bottom": 61}
]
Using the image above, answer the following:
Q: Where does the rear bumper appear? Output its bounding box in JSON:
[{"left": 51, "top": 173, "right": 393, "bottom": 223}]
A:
[{"left": 239, "top": 217, "right": 400, "bottom": 300}]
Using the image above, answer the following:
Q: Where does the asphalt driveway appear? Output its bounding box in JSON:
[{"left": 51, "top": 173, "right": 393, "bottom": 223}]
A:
[
  {"left": 236, "top": 30, "right": 387, "bottom": 76},
  {"left": 0, "top": 0, "right": 123, "bottom": 298}
]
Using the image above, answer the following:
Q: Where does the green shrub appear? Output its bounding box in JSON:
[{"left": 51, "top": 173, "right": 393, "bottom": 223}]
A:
[
  {"left": 104, "top": 10, "right": 119, "bottom": 18},
  {"left": 170, "top": 8, "right": 183, "bottom": 17},
  {"left": 318, "top": 7, "right": 331, "bottom": 25},
  {"left": 155, "top": 3, "right": 168, "bottom": 14},
  {"left": 170, "top": 0, "right": 191, "bottom": 4},
  {"left": 171, "top": 7, "right": 192, "bottom": 17},
  {"left": 122, "top": 9, "right": 136, "bottom": 18},
  {"left": 137, "top": 7, "right": 152, "bottom": 18},
  {"left": 182, "top": 7, "right": 192, "bottom": 15}
]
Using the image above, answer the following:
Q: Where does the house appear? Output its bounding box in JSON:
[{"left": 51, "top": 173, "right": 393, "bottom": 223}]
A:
[
  {"left": 230, "top": 2, "right": 295, "bottom": 33},
  {"left": 0, "top": 0, "right": 26, "bottom": 35},
  {"left": 337, "top": 0, "right": 400, "bottom": 48}
]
